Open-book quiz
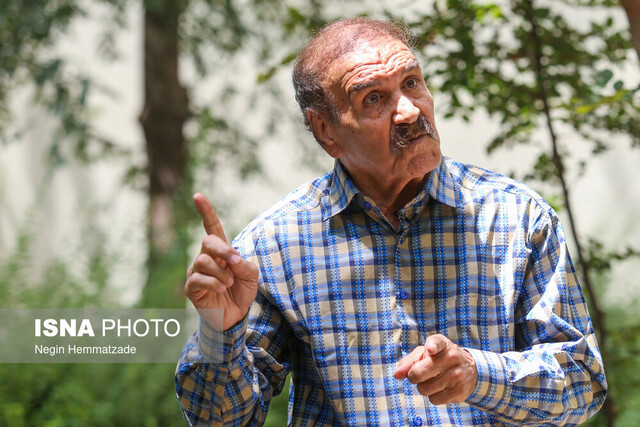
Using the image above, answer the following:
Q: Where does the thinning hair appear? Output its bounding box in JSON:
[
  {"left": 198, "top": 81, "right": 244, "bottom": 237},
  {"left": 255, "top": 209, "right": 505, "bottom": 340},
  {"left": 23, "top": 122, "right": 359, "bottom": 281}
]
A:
[{"left": 292, "top": 17, "right": 414, "bottom": 141}]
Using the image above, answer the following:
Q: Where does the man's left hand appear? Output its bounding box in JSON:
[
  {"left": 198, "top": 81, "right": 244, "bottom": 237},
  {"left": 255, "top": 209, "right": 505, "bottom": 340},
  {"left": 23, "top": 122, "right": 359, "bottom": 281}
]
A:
[{"left": 394, "top": 334, "right": 478, "bottom": 405}]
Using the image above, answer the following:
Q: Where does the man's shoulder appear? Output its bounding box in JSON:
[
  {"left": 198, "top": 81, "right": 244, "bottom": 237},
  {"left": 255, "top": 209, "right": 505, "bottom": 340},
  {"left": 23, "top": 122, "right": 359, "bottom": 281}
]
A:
[
  {"left": 446, "top": 157, "right": 552, "bottom": 212},
  {"left": 232, "top": 171, "right": 333, "bottom": 246}
]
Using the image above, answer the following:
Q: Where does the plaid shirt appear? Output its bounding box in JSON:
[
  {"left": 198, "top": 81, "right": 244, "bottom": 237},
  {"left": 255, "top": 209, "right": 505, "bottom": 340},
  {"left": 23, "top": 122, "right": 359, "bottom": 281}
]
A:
[{"left": 176, "top": 157, "right": 606, "bottom": 426}]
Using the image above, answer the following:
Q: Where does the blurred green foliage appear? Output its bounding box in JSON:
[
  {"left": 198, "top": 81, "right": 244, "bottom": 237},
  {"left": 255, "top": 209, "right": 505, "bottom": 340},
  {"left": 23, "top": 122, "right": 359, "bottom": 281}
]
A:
[{"left": 0, "top": 199, "right": 185, "bottom": 426}]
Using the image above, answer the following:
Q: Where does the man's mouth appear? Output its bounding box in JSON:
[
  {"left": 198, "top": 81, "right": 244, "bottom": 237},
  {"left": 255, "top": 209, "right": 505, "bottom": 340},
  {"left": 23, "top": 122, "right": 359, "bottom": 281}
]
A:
[
  {"left": 408, "top": 133, "right": 427, "bottom": 144},
  {"left": 390, "top": 114, "right": 434, "bottom": 154}
]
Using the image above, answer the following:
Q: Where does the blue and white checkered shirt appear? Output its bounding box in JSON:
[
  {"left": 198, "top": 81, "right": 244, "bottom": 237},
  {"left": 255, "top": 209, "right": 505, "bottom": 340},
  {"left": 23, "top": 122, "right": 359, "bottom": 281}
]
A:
[{"left": 176, "top": 157, "right": 606, "bottom": 426}]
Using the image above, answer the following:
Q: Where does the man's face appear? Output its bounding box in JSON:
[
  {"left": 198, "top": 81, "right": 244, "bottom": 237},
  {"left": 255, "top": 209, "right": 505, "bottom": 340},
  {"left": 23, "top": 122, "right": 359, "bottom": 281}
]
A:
[{"left": 320, "top": 37, "right": 441, "bottom": 189}]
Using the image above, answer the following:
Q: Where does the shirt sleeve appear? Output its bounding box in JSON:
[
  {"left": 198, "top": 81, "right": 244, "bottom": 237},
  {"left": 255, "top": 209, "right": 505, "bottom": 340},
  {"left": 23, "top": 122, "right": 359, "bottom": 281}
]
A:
[
  {"left": 175, "top": 285, "right": 292, "bottom": 426},
  {"left": 464, "top": 204, "right": 607, "bottom": 425}
]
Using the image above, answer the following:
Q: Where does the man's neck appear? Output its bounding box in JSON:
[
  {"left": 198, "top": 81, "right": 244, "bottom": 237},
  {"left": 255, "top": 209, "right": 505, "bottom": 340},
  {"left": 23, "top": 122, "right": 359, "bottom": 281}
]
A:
[{"left": 353, "top": 173, "right": 426, "bottom": 232}]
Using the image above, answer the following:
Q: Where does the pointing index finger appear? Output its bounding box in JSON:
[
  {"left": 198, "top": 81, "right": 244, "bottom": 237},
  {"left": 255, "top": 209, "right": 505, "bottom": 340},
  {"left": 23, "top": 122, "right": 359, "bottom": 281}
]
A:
[
  {"left": 394, "top": 346, "right": 425, "bottom": 379},
  {"left": 193, "top": 193, "right": 228, "bottom": 242},
  {"left": 425, "top": 334, "right": 450, "bottom": 356}
]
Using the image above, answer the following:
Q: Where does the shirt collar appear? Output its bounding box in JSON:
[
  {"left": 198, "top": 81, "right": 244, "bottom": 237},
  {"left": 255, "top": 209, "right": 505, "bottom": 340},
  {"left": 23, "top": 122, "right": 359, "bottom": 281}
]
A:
[
  {"left": 322, "top": 157, "right": 465, "bottom": 221},
  {"left": 322, "top": 160, "right": 360, "bottom": 221},
  {"left": 425, "top": 156, "right": 466, "bottom": 210}
]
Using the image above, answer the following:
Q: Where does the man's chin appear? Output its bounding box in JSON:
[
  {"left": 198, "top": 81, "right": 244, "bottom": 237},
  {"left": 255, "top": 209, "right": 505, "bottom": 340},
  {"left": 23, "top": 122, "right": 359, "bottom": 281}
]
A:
[{"left": 406, "top": 148, "right": 441, "bottom": 178}]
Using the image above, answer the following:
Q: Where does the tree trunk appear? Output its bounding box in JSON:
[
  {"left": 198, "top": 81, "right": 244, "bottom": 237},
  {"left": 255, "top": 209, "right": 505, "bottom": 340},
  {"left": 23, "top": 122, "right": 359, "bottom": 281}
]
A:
[
  {"left": 139, "top": 0, "right": 189, "bottom": 306},
  {"left": 621, "top": 0, "right": 640, "bottom": 63},
  {"left": 521, "top": 1, "right": 615, "bottom": 424}
]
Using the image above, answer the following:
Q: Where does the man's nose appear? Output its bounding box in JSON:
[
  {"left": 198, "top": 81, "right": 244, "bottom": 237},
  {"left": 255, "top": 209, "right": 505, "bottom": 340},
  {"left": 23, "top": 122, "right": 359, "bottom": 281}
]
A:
[{"left": 393, "top": 95, "right": 420, "bottom": 125}]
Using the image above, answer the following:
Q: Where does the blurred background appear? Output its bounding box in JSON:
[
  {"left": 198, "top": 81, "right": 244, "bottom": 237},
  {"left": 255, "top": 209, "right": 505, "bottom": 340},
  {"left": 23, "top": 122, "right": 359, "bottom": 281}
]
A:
[{"left": 0, "top": 0, "right": 639, "bottom": 425}]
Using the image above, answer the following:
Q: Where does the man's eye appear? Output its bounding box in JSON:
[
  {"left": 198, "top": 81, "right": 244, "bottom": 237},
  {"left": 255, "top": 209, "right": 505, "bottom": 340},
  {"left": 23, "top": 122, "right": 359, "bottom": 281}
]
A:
[
  {"left": 365, "top": 93, "right": 380, "bottom": 105},
  {"left": 405, "top": 78, "right": 418, "bottom": 88}
]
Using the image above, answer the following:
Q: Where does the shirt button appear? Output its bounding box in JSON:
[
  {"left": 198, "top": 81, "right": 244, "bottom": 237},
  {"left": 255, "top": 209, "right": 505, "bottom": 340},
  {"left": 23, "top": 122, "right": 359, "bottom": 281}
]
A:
[
  {"left": 363, "top": 201, "right": 372, "bottom": 210},
  {"left": 399, "top": 291, "right": 408, "bottom": 300},
  {"left": 413, "top": 416, "right": 423, "bottom": 426}
]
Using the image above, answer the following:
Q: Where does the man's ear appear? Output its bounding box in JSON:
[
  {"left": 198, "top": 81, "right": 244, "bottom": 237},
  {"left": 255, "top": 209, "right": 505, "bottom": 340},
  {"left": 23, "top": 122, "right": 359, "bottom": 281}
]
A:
[{"left": 306, "top": 110, "right": 342, "bottom": 159}]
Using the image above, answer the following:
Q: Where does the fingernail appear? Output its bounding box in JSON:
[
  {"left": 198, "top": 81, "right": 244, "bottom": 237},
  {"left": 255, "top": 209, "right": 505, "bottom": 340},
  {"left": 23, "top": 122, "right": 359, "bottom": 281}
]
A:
[
  {"left": 230, "top": 254, "right": 242, "bottom": 265},
  {"left": 226, "top": 276, "right": 234, "bottom": 286}
]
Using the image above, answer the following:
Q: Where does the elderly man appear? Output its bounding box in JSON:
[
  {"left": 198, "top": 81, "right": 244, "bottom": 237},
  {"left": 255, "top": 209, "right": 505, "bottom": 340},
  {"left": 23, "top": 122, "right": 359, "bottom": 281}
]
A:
[{"left": 175, "top": 18, "right": 606, "bottom": 426}]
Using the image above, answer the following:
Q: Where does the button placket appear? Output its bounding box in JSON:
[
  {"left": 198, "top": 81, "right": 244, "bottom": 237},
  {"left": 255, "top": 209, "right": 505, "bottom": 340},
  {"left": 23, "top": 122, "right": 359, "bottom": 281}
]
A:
[
  {"left": 395, "top": 232, "right": 405, "bottom": 302},
  {"left": 396, "top": 230, "right": 408, "bottom": 301}
]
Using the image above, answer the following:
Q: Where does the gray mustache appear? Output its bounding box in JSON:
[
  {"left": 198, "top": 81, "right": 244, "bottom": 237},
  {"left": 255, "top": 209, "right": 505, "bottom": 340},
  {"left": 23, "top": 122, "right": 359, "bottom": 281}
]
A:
[{"left": 390, "top": 114, "right": 434, "bottom": 153}]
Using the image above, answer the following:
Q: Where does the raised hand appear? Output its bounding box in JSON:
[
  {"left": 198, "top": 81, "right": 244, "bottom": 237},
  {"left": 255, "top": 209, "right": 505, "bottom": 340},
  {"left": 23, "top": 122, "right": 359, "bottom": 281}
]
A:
[
  {"left": 185, "top": 193, "right": 259, "bottom": 331},
  {"left": 394, "top": 334, "right": 477, "bottom": 405}
]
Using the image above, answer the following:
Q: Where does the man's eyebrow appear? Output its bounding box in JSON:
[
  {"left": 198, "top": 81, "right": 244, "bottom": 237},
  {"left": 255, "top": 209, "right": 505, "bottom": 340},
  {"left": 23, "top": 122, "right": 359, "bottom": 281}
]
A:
[
  {"left": 347, "top": 59, "right": 421, "bottom": 98},
  {"left": 348, "top": 79, "right": 380, "bottom": 98},
  {"left": 403, "top": 59, "right": 421, "bottom": 73}
]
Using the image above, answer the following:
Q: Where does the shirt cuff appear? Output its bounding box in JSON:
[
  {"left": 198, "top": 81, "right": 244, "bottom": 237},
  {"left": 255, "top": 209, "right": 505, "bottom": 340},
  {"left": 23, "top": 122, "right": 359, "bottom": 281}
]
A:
[
  {"left": 464, "top": 348, "right": 511, "bottom": 412},
  {"left": 198, "top": 315, "right": 248, "bottom": 363}
]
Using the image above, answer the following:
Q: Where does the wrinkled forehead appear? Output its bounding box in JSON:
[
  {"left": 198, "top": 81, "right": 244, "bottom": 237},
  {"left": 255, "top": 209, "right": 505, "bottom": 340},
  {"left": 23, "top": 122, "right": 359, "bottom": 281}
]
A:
[{"left": 323, "top": 37, "right": 419, "bottom": 95}]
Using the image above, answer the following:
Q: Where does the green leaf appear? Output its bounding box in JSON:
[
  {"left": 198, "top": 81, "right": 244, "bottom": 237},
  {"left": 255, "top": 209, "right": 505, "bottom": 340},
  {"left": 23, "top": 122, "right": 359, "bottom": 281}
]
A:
[
  {"left": 286, "top": 7, "right": 306, "bottom": 25},
  {"left": 576, "top": 104, "right": 596, "bottom": 114},
  {"left": 257, "top": 67, "right": 277, "bottom": 83},
  {"left": 595, "top": 69, "right": 613, "bottom": 87}
]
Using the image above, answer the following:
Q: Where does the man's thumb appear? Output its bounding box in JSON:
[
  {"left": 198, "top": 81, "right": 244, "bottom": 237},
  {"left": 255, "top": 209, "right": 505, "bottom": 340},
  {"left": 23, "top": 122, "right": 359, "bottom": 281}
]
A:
[{"left": 228, "top": 254, "right": 258, "bottom": 281}]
